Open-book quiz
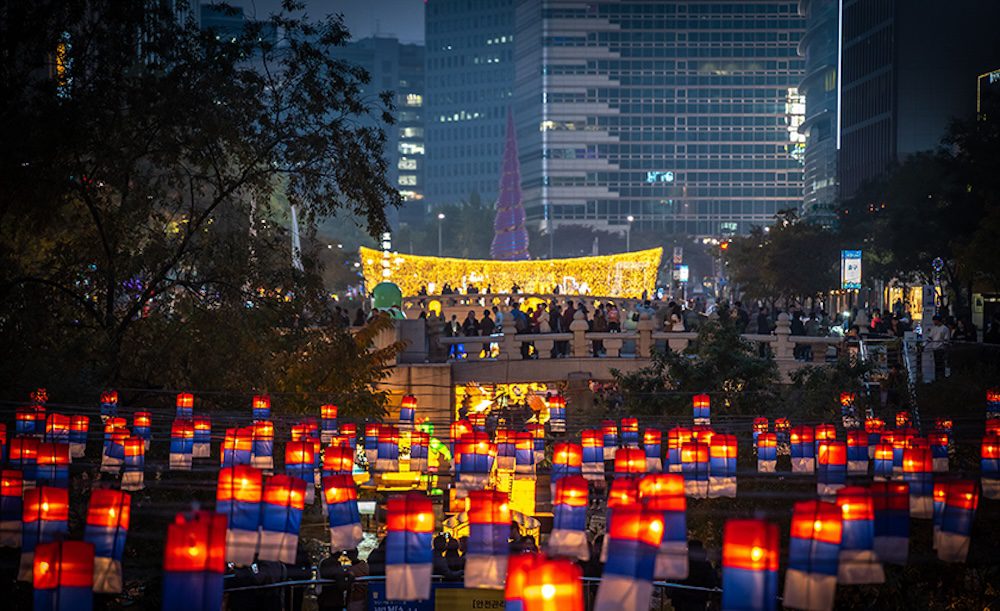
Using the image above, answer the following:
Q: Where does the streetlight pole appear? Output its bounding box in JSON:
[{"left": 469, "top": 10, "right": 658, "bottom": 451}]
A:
[
  {"left": 437, "top": 212, "right": 445, "bottom": 257},
  {"left": 626, "top": 215, "right": 634, "bottom": 252}
]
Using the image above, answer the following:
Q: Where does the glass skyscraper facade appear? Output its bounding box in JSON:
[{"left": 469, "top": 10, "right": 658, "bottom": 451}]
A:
[
  {"left": 425, "top": 0, "right": 516, "bottom": 208},
  {"left": 514, "top": 0, "right": 805, "bottom": 238}
]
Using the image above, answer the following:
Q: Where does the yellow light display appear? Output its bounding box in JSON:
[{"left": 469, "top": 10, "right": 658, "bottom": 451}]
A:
[{"left": 359, "top": 247, "right": 663, "bottom": 298}]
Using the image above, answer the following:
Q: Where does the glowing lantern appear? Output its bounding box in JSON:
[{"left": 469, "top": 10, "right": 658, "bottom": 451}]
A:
[
  {"left": 16, "top": 406, "right": 39, "bottom": 437},
  {"left": 692, "top": 393, "right": 711, "bottom": 425},
  {"left": 101, "top": 419, "right": 127, "bottom": 474},
  {"left": 251, "top": 394, "right": 271, "bottom": 421},
  {"left": 192, "top": 416, "right": 212, "bottom": 459},
  {"left": 547, "top": 394, "right": 566, "bottom": 433},
  {"left": 469, "top": 412, "right": 487, "bottom": 433},
  {"left": 521, "top": 556, "right": 583, "bottom": 611},
  {"left": 988, "top": 388, "right": 1000, "bottom": 418},
  {"left": 34, "top": 540, "right": 95, "bottom": 611},
  {"left": 643, "top": 428, "right": 663, "bottom": 473},
  {"left": 639, "top": 473, "right": 688, "bottom": 580},
  {"left": 721, "top": 519, "right": 779, "bottom": 611},
  {"left": 465, "top": 490, "right": 511, "bottom": 589},
  {"left": 620, "top": 417, "right": 639, "bottom": 448},
  {"left": 890, "top": 429, "right": 916, "bottom": 475},
  {"left": 814, "top": 423, "right": 836, "bottom": 455},
  {"left": 100, "top": 389, "right": 119, "bottom": 420},
  {"left": 132, "top": 412, "right": 150, "bottom": 448},
  {"left": 45, "top": 414, "right": 70, "bottom": 445},
  {"left": 215, "top": 466, "right": 261, "bottom": 565},
  {"left": 455, "top": 432, "right": 496, "bottom": 495},
  {"left": 0, "top": 423, "right": 5, "bottom": 463},
  {"left": 320, "top": 404, "right": 338, "bottom": 442},
  {"left": 835, "top": 486, "right": 884, "bottom": 584},
  {"left": 527, "top": 423, "right": 546, "bottom": 465},
  {"left": 322, "top": 474, "right": 362, "bottom": 552},
  {"left": 599, "top": 477, "right": 639, "bottom": 564},
  {"left": 162, "top": 511, "right": 226, "bottom": 611},
  {"left": 363, "top": 423, "right": 381, "bottom": 467},
  {"left": 816, "top": 441, "right": 847, "bottom": 498},
  {"left": 845, "top": 430, "right": 868, "bottom": 474},
  {"left": 932, "top": 480, "right": 948, "bottom": 550},
  {"left": 594, "top": 506, "right": 664, "bottom": 611},
  {"left": 35, "top": 443, "right": 70, "bottom": 488},
  {"left": 928, "top": 430, "right": 949, "bottom": 473},
  {"left": 982, "top": 435, "right": 1000, "bottom": 499},
  {"left": 709, "top": 434, "right": 737, "bottom": 498},
  {"left": 1, "top": 470, "right": 24, "bottom": 548},
  {"left": 410, "top": 431, "right": 430, "bottom": 473},
  {"left": 247, "top": 420, "right": 273, "bottom": 471},
  {"left": 505, "top": 553, "right": 540, "bottom": 611},
  {"left": 937, "top": 480, "right": 978, "bottom": 563},
  {"left": 10, "top": 436, "right": 39, "bottom": 486},
  {"left": 790, "top": 425, "right": 815, "bottom": 473},
  {"left": 601, "top": 420, "right": 618, "bottom": 461},
  {"left": 340, "top": 422, "right": 357, "bottom": 441},
  {"left": 169, "top": 419, "right": 194, "bottom": 471},
  {"left": 259, "top": 474, "right": 306, "bottom": 564},
  {"left": 895, "top": 410, "right": 911, "bottom": 428},
  {"left": 667, "top": 426, "right": 692, "bottom": 473},
  {"left": 376, "top": 424, "right": 401, "bottom": 473},
  {"left": 752, "top": 417, "right": 768, "bottom": 444},
  {"left": 870, "top": 481, "right": 909, "bottom": 565},
  {"left": 399, "top": 394, "right": 417, "bottom": 431},
  {"left": 323, "top": 445, "right": 356, "bottom": 477},
  {"left": 757, "top": 432, "right": 777, "bottom": 473},
  {"left": 987, "top": 419, "right": 1000, "bottom": 438},
  {"left": 284, "top": 440, "right": 316, "bottom": 505},
  {"left": 613, "top": 447, "right": 646, "bottom": 477},
  {"left": 386, "top": 492, "right": 434, "bottom": 600},
  {"left": 902, "top": 446, "right": 933, "bottom": 518},
  {"left": 864, "top": 417, "right": 885, "bottom": 455},
  {"left": 552, "top": 443, "right": 583, "bottom": 481},
  {"left": 581, "top": 429, "right": 605, "bottom": 480},
  {"left": 20, "top": 486, "right": 69, "bottom": 582},
  {"left": 450, "top": 419, "right": 473, "bottom": 447},
  {"left": 175, "top": 393, "right": 194, "bottom": 419},
  {"left": 784, "top": 501, "right": 842, "bottom": 611},
  {"left": 70, "top": 416, "right": 91, "bottom": 459},
  {"left": 549, "top": 475, "right": 588, "bottom": 560},
  {"left": 873, "top": 441, "right": 893, "bottom": 480},
  {"left": 221, "top": 427, "right": 254, "bottom": 468},
  {"left": 774, "top": 417, "right": 791, "bottom": 446},
  {"left": 84, "top": 488, "right": 131, "bottom": 593},
  {"left": 691, "top": 425, "right": 715, "bottom": 445},
  {"left": 681, "top": 440, "right": 709, "bottom": 498},
  {"left": 496, "top": 429, "right": 517, "bottom": 472},
  {"left": 121, "top": 437, "right": 144, "bottom": 491}
]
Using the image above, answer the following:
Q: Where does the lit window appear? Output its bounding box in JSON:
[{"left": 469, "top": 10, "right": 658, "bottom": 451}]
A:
[
  {"left": 405, "top": 94, "right": 423, "bottom": 107},
  {"left": 398, "top": 158, "right": 418, "bottom": 170},
  {"left": 399, "top": 175, "right": 417, "bottom": 186}
]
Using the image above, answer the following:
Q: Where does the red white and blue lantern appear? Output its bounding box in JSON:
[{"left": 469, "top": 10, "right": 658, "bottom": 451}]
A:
[
  {"left": 399, "top": 395, "right": 417, "bottom": 432},
  {"left": 216, "top": 466, "right": 262, "bottom": 565},
  {"left": 527, "top": 423, "right": 545, "bottom": 465},
  {"left": 783, "top": 501, "right": 842, "bottom": 611},
  {"left": 775, "top": 418, "right": 791, "bottom": 452},
  {"left": 175, "top": 392, "right": 193, "bottom": 419},
  {"left": 752, "top": 417, "right": 768, "bottom": 445},
  {"left": 35, "top": 443, "right": 69, "bottom": 488},
  {"left": 221, "top": 427, "right": 253, "bottom": 468},
  {"left": 929, "top": 430, "right": 950, "bottom": 473},
  {"left": 582, "top": 429, "right": 604, "bottom": 480},
  {"left": 252, "top": 395, "right": 271, "bottom": 421},
  {"left": 814, "top": 424, "right": 836, "bottom": 457},
  {"left": 644, "top": 428, "right": 663, "bottom": 473},
  {"left": 84, "top": 488, "right": 130, "bottom": 593},
  {"left": 505, "top": 552, "right": 538, "bottom": 611},
  {"left": 284, "top": 440, "right": 316, "bottom": 505},
  {"left": 639, "top": 473, "right": 688, "bottom": 580},
  {"left": 121, "top": 437, "right": 144, "bottom": 491},
  {"left": 259, "top": 474, "right": 306, "bottom": 564},
  {"left": 902, "top": 446, "right": 933, "bottom": 518},
  {"left": 386, "top": 493, "right": 434, "bottom": 601},
  {"left": 692, "top": 393, "right": 711, "bottom": 426},
  {"left": 552, "top": 442, "right": 583, "bottom": 484},
  {"left": 0, "top": 422, "right": 6, "bottom": 463},
  {"left": 601, "top": 477, "right": 639, "bottom": 563},
  {"left": 376, "top": 425, "right": 401, "bottom": 473},
  {"left": 667, "top": 426, "right": 692, "bottom": 473},
  {"left": 100, "top": 390, "right": 119, "bottom": 420},
  {"left": 322, "top": 474, "right": 362, "bottom": 552},
  {"left": 162, "top": 511, "right": 226, "bottom": 611},
  {"left": 496, "top": 429, "right": 517, "bottom": 472},
  {"left": 466, "top": 490, "right": 511, "bottom": 589},
  {"left": 790, "top": 426, "right": 815, "bottom": 473},
  {"left": 721, "top": 519, "right": 779, "bottom": 611},
  {"left": 169, "top": 419, "right": 194, "bottom": 471},
  {"left": 322, "top": 445, "right": 356, "bottom": 477},
  {"left": 816, "top": 441, "right": 847, "bottom": 498},
  {"left": 548, "top": 395, "right": 566, "bottom": 434},
  {"left": 681, "top": 440, "right": 709, "bottom": 498},
  {"left": 757, "top": 432, "right": 777, "bottom": 473},
  {"left": 891, "top": 429, "right": 917, "bottom": 475},
  {"left": 10, "top": 436, "right": 39, "bottom": 487},
  {"left": 507, "top": 553, "right": 584, "bottom": 611},
  {"left": 620, "top": 417, "right": 639, "bottom": 448},
  {"left": 34, "top": 540, "right": 94, "bottom": 611},
  {"left": 364, "top": 423, "right": 380, "bottom": 467},
  {"left": 835, "top": 486, "right": 884, "bottom": 584},
  {"left": 870, "top": 481, "right": 909, "bottom": 565},
  {"left": 601, "top": 420, "right": 618, "bottom": 461},
  {"left": 873, "top": 441, "right": 893, "bottom": 481},
  {"left": 320, "top": 404, "right": 338, "bottom": 443},
  {"left": 251, "top": 420, "right": 275, "bottom": 470},
  {"left": 982, "top": 434, "right": 1000, "bottom": 500},
  {"left": 192, "top": 416, "right": 212, "bottom": 459},
  {"left": 101, "top": 419, "right": 127, "bottom": 474},
  {"left": 614, "top": 447, "right": 646, "bottom": 478},
  {"left": 846, "top": 430, "right": 869, "bottom": 474},
  {"left": 709, "top": 434, "right": 737, "bottom": 498},
  {"left": 20, "top": 486, "right": 69, "bottom": 582},
  {"left": 594, "top": 506, "right": 663, "bottom": 611},
  {"left": 0, "top": 469, "right": 23, "bottom": 547},
  {"left": 16, "top": 406, "right": 39, "bottom": 437},
  {"left": 895, "top": 410, "right": 911, "bottom": 428},
  {"left": 132, "top": 412, "right": 150, "bottom": 449},
  {"left": 514, "top": 432, "right": 534, "bottom": 477},
  {"left": 937, "top": 480, "right": 978, "bottom": 563},
  {"left": 409, "top": 431, "right": 430, "bottom": 473},
  {"left": 456, "top": 432, "right": 496, "bottom": 495},
  {"left": 864, "top": 418, "right": 884, "bottom": 456},
  {"left": 549, "top": 475, "right": 589, "bottom": 560},
  {"left": 45, "top": 414, "right": 70, "bottom": 445},
  {"left": 933, "top": 480, "right": 948, "bottom": 550}
]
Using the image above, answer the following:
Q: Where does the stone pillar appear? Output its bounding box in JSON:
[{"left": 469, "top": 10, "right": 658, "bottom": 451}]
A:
[
  {"left": 570, "top": 310, "right": 590, "bottom": 357},
  {"left": 637, "top": 314, "right": 654, "bottom": 358},
  {"left": 773, "top": 312, "right": 793, "bottom": 362}
]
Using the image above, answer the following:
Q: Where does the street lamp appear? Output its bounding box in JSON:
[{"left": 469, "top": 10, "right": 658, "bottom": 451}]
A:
[
  {"left": 437, "top": 212, "right": 446, "bottom": 256},
  {"left": 626, "top": 215, "right": 634, "bottom": 252}
]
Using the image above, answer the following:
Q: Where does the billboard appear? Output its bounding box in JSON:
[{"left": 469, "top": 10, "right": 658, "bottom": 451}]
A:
[{"left": 841, "top": 250, "right": 862, "bottom": 289}]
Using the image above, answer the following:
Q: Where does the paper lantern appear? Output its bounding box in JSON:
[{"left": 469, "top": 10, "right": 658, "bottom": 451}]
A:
[
  {"left": 639, "top": 473, "right": 688, "bottom": 580},
  {"left": 386, "top": 492, "right": 434, "bottom": 601},
  {"left": 790, "top": 426, "right": 815, "bottom": 473},
  {"left": 817, "top": 441, "right": 847, "bottom": 498},
  {"left": 84, "top": 488, "right": 131, "bottom": 593},
  {"left": 216, "top": 466, "right": 261, "bottom": 565},
  {"left": 987, "top": 419, "right": 1000, "bottom": 439},
  {"left": 399, "top": 394, "right": 417, "bottom": 431},
  {"left": 221, "top": 427, "right": 254, "bottom": 468},
  {"left": 522, "top": 557, "right": 583, "bottom": 611},
  {"left": 902, "top": 446, "right": 933, "bottom": 518},
  {"left": 774, "top": 417, "right": 791, "bottom": 445},
  {"left": 67, "top": 416, "right": 89, "bottom": 458},
  {"left": 988, "top": 388, "right": 1000, "bottom": 418},
  {"left": 0, "top": 469, "right": 23, "bottom": 547},
  {"left": 932, "top": 480, "right": 948, "bottom": 550},
  {"left": 752, "top": 417, "right": 768, "bottom": 444},
  {"left": 784, "top": 501, "right": 842, "bottom": 611},
  {"left": 455, "top": 432, "right": 496, "bottom": 495},
  {"left": 982, "top": 435, "right": 1000, "bottom": 500},
  {"left": 620, "top": 417, "right": 639, "bottom": 448},
  {"left": 175, "top": 392, "right": 194, "bottom": 419},
  {"left": 252, "top": 394, "right": 271, "bottom": 421},
  {"left": 496, "top": 429, "right": 517, "bottom": 472},
  {"left": 121, "top": 437, "right": 144, "bottom": 491},
  {"left": 722, "top": 519, "right": 779, "bottom": 611},
  {"left": 16, "top": 406, "right": 39, "bottom": 437},
  {"left": 465, "top": 490, "right": 511, "bottom": 589},
  {"left": 643, "top": 428, "right": 663, "bottom": 473},
  {"left": 192, "top": 416, "right": 211, "bottom": 459},
  {"left": 35, "top": 443, "right": 70, "bottom": 488},
  {"left": 259, "top": 474, "right": 306, "bottom": 564},
  {"left": 320, "top": 404, "right": 338, "bottom": 443},
  {"left": 100, "top": 389, "right": 119, "bottom": 420},
  {"left": 44, "top": 414, "right": 70, "bottom": 445},
  {"left": 895, "top": 410, "right": 911, "bottom": 428},
  {"left": 599, "top": 477, "right": 639, "bottom": 564},
  {"left": 692, "top": 393, "right": 711, "bottom": 425},
  {"left": 10, "top": 436, "right": 39, "bottom": 486},
  {"left": 512, "top": 431, "right": 534, "bottom": 477},
  {"left": 594, "top": 506, "right": 664, "bottom": 611},
  {"left": 667, "top": 426, "right": 692, "bottom": 473},
  {"left": 845, "top": 430, "right": 868, "bottom": 474},
  {"left": 613, "top": 447, "right": 645, "bottom": 477},
  {"left": 131, "top": 412, "right": 150, "bottom": 447},
  {"left": 757, "top": 432, "right": 777, "bottom": 473},
  {"left": 20, "top": 486, "right": 69, "bottom": 582},
  {"left": 835, "top": 486, "right": 884, "bottom": 584},
  {"left": 100, "top": 420, "right": 127, "bottom": 474},
  {"left": 527, "top": 423, "right": 546, "bottom": 465},
  {"left": 34, "top": 540, "right": 94, "bottom": 611},
  {"left": 581, "top": 429, "right": 605, "bottom": 480},
  {"left": 709, "top": 434, "right": 737, "bottom": 498},
  {"left": 937, "top": 480, "right": 978, "bottom": 562},
  {"left": 601, "top": 420, "right": 618, "bottom": 461},
  {"left": 870, "top": 481, "right": 909, "bottom": 565},
  {"left": 872, "top": 440, "right": 893, "bottom": 481},
  {"left": 250, "top": 420, "right": 274, "bottom": 470},
  {"left": 552, "top": 443, "right": 583, "bottom": 481},
  {"left": 547, "top": 395, "right": 566, "bottom": 433},
  {"left": 549, "top": 475, "right": 589, "bottom": 560},
  {"left": 691, "top": 425, "right": 715, "bottom": 445},
  {"left": 409, "top": 431, "right": 430, "bottom": 474},
  {"left": 864, "top": 418, "right": 885, "bottom": 455},
  {"left": 469, "top": 412, "right": 487, "bottom": 433},
  {"left": 929, "top": 430, "right": 949, "bottom": 473},
  {"left": 322, "top": 474, "right": 362, "bottom": 552},
  {"left": 0, "top": 423, "right": 6, "bottom": 464},
  {"left": 169, "top": 419, "right": 194, "bottom": 471},
  {"left": 323, "top": 445, "right": 356, "bottom": 477},
  {"left": 376, "top": 425, "right": 401, "bottom": 473},
  {"left": 162, "top": 511, "right": 226, "bottom": 611},
  {"left": 284, "top": 440, "right": 316, "bottom": 505},
  {"left": 363, "top": 423, "right": 381, "bottom": 467},
  {"left": 505, "top": 553, "right": 540, "bottom": 611},
  {"left": 814, "top": 424, "right": 836, "bottom": 455},
  {"left": 340, "top": 422, "right": 357, "bottom": 441},
  {"left": 681, "top": 440, "right": 709, "bottom": 498}
]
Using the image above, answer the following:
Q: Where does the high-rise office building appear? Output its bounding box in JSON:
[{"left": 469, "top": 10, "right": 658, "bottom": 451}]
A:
[
  {"left": 514, "top": 0, "right": 805, "bottom": 241},
  {"left": 424, "top": 0, "right": 516, "bottom": 209},
  {"left": 839, "top": 0, "right": 1000, "bottom": 199},
  {"left": 797, "top": 0, "right": 838, "bottom": 226}
]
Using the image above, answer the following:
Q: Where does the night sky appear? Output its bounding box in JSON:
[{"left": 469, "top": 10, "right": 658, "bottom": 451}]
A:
[{"left": 234, "top": 0, "right": 425, "bottom": 43}]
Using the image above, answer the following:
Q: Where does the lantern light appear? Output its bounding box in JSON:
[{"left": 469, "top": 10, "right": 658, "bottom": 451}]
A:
[
  {"left": 581, "top": 429, "right": 605, "bottom": 480},
  {"left": 774, "top": 417, "right": 791, "bottom": 446},
  {"left": 505, "top": 552, "right": 540, "bottom": 611},
  {"left": 192, "top": 416, "right": 212, "bottom": 459},
  {"left": 895, "top": 410, "right": 911, "bottom": 428},
  {"left": 521, "top": 556, "right": 584, "bottom": 611},
  {"left": 221, "top": 427, "right": 254, "bottom": 468},
  {"left": 409, "top": 431, "right": 431, "bottom": 474},
  {"left": 0, "top": 469, "right": 24, "bottom": 548},
  {"left": 44, "top": 414, "right": 70, "bottom": 445},
  {"left": 20, "top": 486, "right": 70, "bottom": 582},
  {"left": 527, "top": 423, "right": 545, "bottom": 465},
  {"left": 681, "top": 440, "right": 709, "bottom": 498},
  {"left": 376, "top": 425, "right": 401, "bottom": 473},
  {"left": 709, "top": 434, "right": 737, "bottom": 498},
  {"left": 0, "top": 423, "right": 6, "bottom": 464},
  {"left": 455, "top": 432, "right": 496, "bottom": 496},
  {"left": 465, "top": 490, "right": 511, "bottom": 589},
  {"left": 817, "top": 441, "right": 847, "bottom": 498},
  {"left": 251, "top": 395, "right": 271, "bottom": 421},
  {"left": 320, "top": 404, "right": 338, "bottom": 443},
  {"left": 284, "top": 441, "right": 316, "bottom": 505},
  {"left": 169, "top": 419, "right": 194, "bottom": 471},
  {"left": 216, "top": 466, "right": 262, "bottom": 565},
  {"left": 601, "top": 420, "right": 618, "bottom": 461},
  {"left": 988, "top": 388, "right": 1000, "bottom": 419},
  {"left": 643, "top": 428, "right": 663, "bottom": 473},
  {"left": 162, "top": 511, "right": 227, "bottom": 611},
  {"left": 259, "top": 475, "right": 306, "bottom": 564},
  {"left": 870, "top": 481, "right": 910, "bottom": 565},
  {"left": 835, "top": 486, "right": 885, "bottom": 584},
  {"left": 100, "top": 389, "right": 119, "bottom": 420},
  {"left": 100, "top": 420, "right": 128, "bottom": 475},
  {"left": 639, "top": 473, "right": 688, "bottom": 580},
  {"left": 902, "top": 446, "right": 933, "bottom": 518},
  {"left": 549, "top": 475, "right": 589, "bottom": 560},
  {"left": 552, "top": 443, "right": 583, "bottom": 481},
  {"left": 121, "top": 437, "right": 145, "bottom": 492},
  {"left": 496, "top": 429, "right": 517, "bottom": 473},
  {"left": 84, "top": 488, "right": 131, "bottom": 593},
  {"left": 929, "top": 430, "right": 949, "bottom": 473},
  {"left": 814, "top": 424, "right": 836, "bottom": 455},
  {"left": 619, "top": 417, "right": 639, "bottom": 448},
  {"left": 613, "top": 447, "right": 646, "bottom": 477},
  {"left": 399, "top": 395, "right": 417, "bottom": 432},
  {"left": 385, "top": 492, "right": 434, "bottom": 601},
  {"left": 322, "top": 474, "right": 362, "bottom": 552},
  {"left": 16, "top": 406, "right": 39, "bottom": 437},
  {"left": 35, "top": 443, "right": 70, "bottom": 488},
  {"left": 131, "top": 412, "right": 151, "bottom": 448},
  {"left": 249, "top": 420, "right": 275, "bottom": 470},
  {"left": 864, "top": 417, "right": 885, "bottom": 456},
  {"left": 873, "top": 441, "right": 893, "bottom": 481},
  {"left": 721, "top": 519, "right": 779, "bottom": 611},
  {"left": 757, "top": 432, "right": 777, "bottom": 473},
  {"left": 364, "top": 423, "right": 381, "bottom": 467},
  {"left": 692, "top": 393, "right": 711, "bottom": 425},
  {"left": 790, "top": 426, "right": 815, "bottom": 473},
  {"left": 937, "top": 480, "right": 978, "bottom": 563},
  {"left": 982, "top": 434, "right": 1000, "bottom": 500},
  {"left": 784, "top": 501, "right": 842, "bottom": 611},
  {"left": 10, "top": 436, "right": 40, "bottom": 487},
  {"left": 547, "top": 395, "right": 566, "bottom": 434},
  {"left": 175, "top": 393, "right": 194, "bottom": 419},
  {"left": 667, "top": 426, "right": 692, "bottom": 473},
  {"left": 752, "top": 417, "right": 769, "bottom": 444},
  {"left": 846, "top": 429, "right": 869, "bottom": 474},
  {"left": 34, "top": 540, "right": 95, "bottom": 611},
  {"left": 66, "top": 416, "right": 89, "bottom": 460},
  {"left": 593, "top": 506, "right": 664, "bottom": 611}
]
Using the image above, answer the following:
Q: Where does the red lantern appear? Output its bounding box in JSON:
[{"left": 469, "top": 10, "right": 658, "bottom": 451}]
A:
[
  {"left": 613, "top": 447, "right": 646, "bottom": 476},
  {"left": 895, "top": 410, "right": 911, "bottom": 428},
  {"left": 162, "top": 511, "right": 227, "bottom": 611},
  {"left": 522, "top": 557, "right": 583, "bottom": 611},
  {"left": 721, "top": 519, "right": 779, "bottom": 611},
  {"left": 709, "top": 434, "right": 737, "bottom": 498},
  {"left": 34, "top": 540, "right": 95, "bottom": 610}
]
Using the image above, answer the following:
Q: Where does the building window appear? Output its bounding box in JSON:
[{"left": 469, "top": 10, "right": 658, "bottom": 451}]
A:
[
  {"left": 398, "top": 158, "right": 418, "bottom": 170},
  {"left": 405, "top": 94, "right": 423, "bottom": 107},
  {"left": 399, "top": 175, "right": 418, "bottom": 186}
]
